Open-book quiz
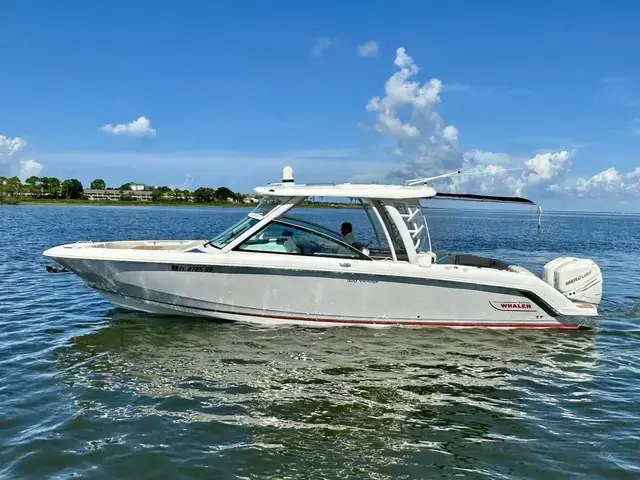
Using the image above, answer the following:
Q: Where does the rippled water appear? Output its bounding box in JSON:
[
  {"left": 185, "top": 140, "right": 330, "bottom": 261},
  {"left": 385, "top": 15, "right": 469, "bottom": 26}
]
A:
[{"left": 1, "top": 205, "right": 640, "bottom": 479}]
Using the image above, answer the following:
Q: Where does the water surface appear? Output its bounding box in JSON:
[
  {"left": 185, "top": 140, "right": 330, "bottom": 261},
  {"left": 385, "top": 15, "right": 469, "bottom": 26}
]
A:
[{"left": 1, "top": 205, "right": 639, "bottom": 479}]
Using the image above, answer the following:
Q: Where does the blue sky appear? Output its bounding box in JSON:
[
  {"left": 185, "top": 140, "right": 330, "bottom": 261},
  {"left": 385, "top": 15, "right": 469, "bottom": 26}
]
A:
[{"left": 1, "top": 0, "right": 639, "bottom": 210}]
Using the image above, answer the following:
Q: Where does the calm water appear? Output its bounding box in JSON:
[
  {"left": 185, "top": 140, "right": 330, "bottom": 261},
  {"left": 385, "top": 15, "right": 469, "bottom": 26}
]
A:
[{"left": 1, "top": 205, "right": 640, "bottom": 479}]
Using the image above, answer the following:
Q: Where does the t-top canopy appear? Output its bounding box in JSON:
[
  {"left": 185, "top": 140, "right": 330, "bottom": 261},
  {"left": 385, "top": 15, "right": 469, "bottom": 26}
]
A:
[
  {"left": 252, "top": 166, "right": 536, "bottom": 204},
  {"left": 253, "top": 182, "right": 438, "bottom": 200}
]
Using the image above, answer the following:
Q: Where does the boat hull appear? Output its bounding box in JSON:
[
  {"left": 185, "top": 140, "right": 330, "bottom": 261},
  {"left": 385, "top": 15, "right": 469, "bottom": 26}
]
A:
[
  {"left": 45, "top": 253, "right": 595, "bottom": 329},
  {"left": 98, "top": 291, "right": 583, "bottom": 329}
]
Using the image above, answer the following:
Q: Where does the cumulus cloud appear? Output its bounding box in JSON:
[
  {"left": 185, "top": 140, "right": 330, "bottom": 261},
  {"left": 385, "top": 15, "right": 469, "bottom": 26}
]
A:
[
  {"left": 100, "top": 116, "right": 156, "bottom": 137},
  {"left": 0, "top": 135, "right": 27, "bottom": 157},
  {"left": 364, "top": 47, "right": 609, "bottom": 200},
  {"left": 446, "top": 164, "right": 527, "bottom": 196},
  {"left": 430, "top": 150, "right": 576, "bottom": 198},
  {"left": 572, "top": 167, "right": 640, "bottom": 198},
  {"left": 311, "top": 37, "right": 335, "bottom": 58},
  {"left": 357, "top": 41, "right": 379, "bottom": 57},
  {"left": 19, "top": 159, "right": 43, "bottom": 180},
  {"left": 365, "top": 48, "right": 461, "bottom": 178},
  {"left": 442, "top": 125, "right": 458, "bottom": 142},
  {"left": 366, "top": 47, "right": 455, "bottom": 178},
  {"left": 0, "top": 135, "right": 46, "bottom": 180},
  {"left": 524, "top": 151, "right": 571, "bottom": 183}
]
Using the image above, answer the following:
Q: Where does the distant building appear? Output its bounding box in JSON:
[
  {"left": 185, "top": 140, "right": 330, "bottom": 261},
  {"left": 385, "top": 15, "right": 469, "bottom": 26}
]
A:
[
  {"left": 85, "top": 189, "right": 121, "bottom": 201},
  {"left": 130, "top": 190, "right": 152, "bottom": 201},
  {"left": 84, "top": 189, "right": 152, "bottom": 202}
]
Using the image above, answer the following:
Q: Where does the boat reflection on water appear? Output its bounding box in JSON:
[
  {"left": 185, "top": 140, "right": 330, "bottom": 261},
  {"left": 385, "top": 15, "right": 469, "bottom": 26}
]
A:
[{"left": 55, "top": 310, "right": 600, "bottom": 459}]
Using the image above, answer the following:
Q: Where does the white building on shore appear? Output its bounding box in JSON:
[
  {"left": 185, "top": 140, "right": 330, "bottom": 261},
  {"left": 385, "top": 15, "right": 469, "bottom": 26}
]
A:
[{"left": 84, "top": 189, "right": 152, "bottom": 202}]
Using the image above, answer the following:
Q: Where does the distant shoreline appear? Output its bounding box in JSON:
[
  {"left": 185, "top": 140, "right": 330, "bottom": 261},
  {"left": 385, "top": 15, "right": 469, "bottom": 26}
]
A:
[
  {"left": 16, "top": 199, "right": 245, "bottom": 208},
  {"left": 2, "top": 199, "right": 636, "bottom": 215},
  {"left": 8, "top": 199, "right": 360, "bottom": 209}
]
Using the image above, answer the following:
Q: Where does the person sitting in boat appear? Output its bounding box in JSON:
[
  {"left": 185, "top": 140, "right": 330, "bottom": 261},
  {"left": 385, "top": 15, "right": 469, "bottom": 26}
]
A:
[{"left": 340, "top": 222, "right": 362, "bottom": 249}]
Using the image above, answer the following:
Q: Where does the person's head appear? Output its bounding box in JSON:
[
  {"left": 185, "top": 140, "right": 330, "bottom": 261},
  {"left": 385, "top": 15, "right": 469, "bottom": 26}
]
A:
[{"left": 340, "top": 222, "right": 352, "bottom": 236}]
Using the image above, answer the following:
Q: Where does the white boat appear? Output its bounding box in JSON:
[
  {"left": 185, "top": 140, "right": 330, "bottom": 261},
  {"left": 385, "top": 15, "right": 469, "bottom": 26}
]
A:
[{"left": 43, "top": 166, "right": 603, "bottom": 329}]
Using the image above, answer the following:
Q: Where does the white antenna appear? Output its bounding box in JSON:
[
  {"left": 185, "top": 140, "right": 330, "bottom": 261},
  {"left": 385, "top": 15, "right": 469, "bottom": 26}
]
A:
[
  {"left": 405, "top": 170, "right": 461, "bottom": 185},
  {"left": 405, "top": 167, "right": 523, "bottom": 186},
  {"left": 282, "top": 166, "right": 294, "bottom": 184}
]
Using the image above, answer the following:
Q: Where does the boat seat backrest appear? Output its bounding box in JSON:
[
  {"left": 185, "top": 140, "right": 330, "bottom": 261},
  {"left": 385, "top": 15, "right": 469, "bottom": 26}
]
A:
[
  {"left": 431, "top": 252, "right": 512, "bottom": 271},
  {"left": 507, "top": 265, "right": 534, "bottom": 275},
  {"left": 241, "top": 235, "right": 300, "bottom": 253}
]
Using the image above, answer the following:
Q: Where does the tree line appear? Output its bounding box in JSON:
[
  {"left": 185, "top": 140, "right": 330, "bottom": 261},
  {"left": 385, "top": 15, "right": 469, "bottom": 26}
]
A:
[
  {"left": 0, "top": 176, "right": 248, "bottom": 203},
  {"left": 0, "top": 176, "right": 83, "bottom": 200}
]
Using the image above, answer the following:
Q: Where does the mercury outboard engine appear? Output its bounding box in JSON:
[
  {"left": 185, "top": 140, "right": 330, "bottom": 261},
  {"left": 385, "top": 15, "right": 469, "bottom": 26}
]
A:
[{"left": 543, "top": 257, "right": 603, "bottom": 305}]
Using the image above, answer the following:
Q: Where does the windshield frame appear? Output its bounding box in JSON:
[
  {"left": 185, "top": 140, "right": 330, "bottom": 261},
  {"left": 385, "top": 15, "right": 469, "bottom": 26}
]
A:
[{"left": 204, "top": 195, "right": 301, "bottom": 251}]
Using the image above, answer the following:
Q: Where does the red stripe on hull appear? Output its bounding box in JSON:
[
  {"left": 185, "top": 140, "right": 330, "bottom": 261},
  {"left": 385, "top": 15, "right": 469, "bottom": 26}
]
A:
[{"left": 218, "top": 309, "right": 579, "bottom": 329}]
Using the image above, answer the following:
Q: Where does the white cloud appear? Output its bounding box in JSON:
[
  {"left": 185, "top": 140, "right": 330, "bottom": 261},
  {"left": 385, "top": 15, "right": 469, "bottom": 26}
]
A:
[
  {"left": 357, "top": 41, "right": 379, "bottom": 57},
  {"left": 364, "top": 47, "right": 468, "bottom": 181},
  {"left": 432, "top": 148, "right": 576, "bottom": 198},
  {"left": 524, "top": 151, "right": 571, "bottom": 183},
  {"left": 365, "top": 47, "right": 451, "bottom": 168},
  {"left": 0, "top": 136, "right": 45, "bottom": 180},
  {"left": 363, "top": 47, "right": 582, "bottom": 199},
  {"left": 627, "top": 167, "right": 640, "bottom": 181},
  {"left": 572, "top": 167, "right": 640, "bottom": 198},
  {"left": 100, "top": 116, "right": 156, "bottom": 137},
  {"left": 442, "top": 125, "right": 459, "bottom": 143},
  {"left": 445, "top": 164, "right": 528, "bottom": 196},
  {"left": 0, "top": 135, "right": 27, "bottom": 157},
  {"left": 311, "top": 37, "right": 335, "bottom": 58},
  {"left": 19, "top": 159, "right": 43, "bottom": 180},
  {"left": 445, "top": 156, "right": 640, "bottom": 201},
  {"left": 435, "top": 150, "right": 533, "bottom": 198}
]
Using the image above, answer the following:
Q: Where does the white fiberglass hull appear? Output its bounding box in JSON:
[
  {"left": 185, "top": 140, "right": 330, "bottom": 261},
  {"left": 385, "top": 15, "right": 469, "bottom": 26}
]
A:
[
  {"left": 98, "top": 291, "right": 587, "bottom": 329},
  {"left": 43, "top": 242, "right": 597, "bottom": 329}
]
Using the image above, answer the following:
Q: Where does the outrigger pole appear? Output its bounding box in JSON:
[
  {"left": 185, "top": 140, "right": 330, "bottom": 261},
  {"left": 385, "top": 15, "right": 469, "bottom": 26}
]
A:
[
  {"left": 404, "top": 167, "right": 524, "bottom": 186},
  {"left": 405, "top": 168, "right": 537, "bottom": 206}
]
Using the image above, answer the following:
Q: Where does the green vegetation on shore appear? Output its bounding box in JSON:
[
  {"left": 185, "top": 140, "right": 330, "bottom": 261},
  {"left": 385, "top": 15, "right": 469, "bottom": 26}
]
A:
[
  {"left": 0, "top": 176, "right": 358, "bottom": 209},
  {"left": 16, "top": 198, "right": 244, "bottom": 207},
  {"left": 15, "top": 198, "right": 358, "bottom": 209},
  {"left": 0, "top": 175, "right": 250, "bottom": 205}
]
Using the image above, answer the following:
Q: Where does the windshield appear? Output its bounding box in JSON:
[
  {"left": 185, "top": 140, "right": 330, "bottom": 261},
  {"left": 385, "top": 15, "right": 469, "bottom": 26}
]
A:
[
  {"left": 249, "top": 196, "right": 284, "bottom": 219},
  {"left": 207, "top": 217, "right": 259, "bottom": 249},
  {"left": 207, "top": 196, "right": 286, "bottom": 249}
]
